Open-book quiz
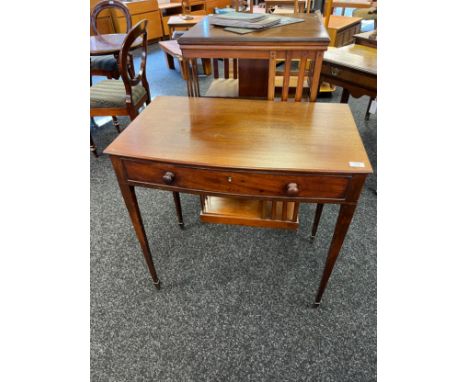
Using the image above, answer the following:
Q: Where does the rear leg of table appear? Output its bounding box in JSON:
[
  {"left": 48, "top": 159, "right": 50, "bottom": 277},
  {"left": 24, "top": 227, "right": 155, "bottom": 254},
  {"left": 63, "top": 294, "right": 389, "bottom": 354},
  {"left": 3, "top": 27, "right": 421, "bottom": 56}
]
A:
[
  {"left": 164, "top": 52, "right": 175, "bottom": 70},
  {"left": 314, "top": 204, "right": 356, "bottom": 306},
  {"left": 172, "top": 191, "right": 184, "bottom": 228},
  {"left": 365, "top": 97, "right": 374, "bottom": 120},
  {"left": 340, "top": 88, "right": 350, "bottom": 103},
  {"left": 311, "top": 203, "right": 324, "bottom": 240},
  {"left": 111, "top": 157, "right": 161, "bottom": 289}
]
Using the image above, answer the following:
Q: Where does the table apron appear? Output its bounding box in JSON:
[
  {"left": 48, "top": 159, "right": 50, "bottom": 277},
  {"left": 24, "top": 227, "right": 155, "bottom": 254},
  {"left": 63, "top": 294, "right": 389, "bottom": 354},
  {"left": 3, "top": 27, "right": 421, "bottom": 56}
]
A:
[
  {"left": 128, "top": 179, "right": 360, "bottom": 204},
  {"left": 179, "top": 46, "right": 328, "bottom": 59},
  {"left": 117, "top": 158, "right": 366, "bottom": 204}
]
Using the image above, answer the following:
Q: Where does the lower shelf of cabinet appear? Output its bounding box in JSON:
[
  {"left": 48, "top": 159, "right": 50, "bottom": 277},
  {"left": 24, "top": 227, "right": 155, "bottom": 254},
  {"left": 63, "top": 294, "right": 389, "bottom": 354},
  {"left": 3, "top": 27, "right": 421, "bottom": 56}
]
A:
[{"left": 200, "top": 196, "right": 299, "bottom": 230}]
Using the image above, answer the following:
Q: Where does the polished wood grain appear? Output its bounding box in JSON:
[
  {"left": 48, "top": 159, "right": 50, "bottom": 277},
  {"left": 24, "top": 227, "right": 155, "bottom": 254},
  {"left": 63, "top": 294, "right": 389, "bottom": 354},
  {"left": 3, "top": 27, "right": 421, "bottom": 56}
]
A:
[
  {"left": 200, "top": 197, "right": 298, "bottom": 229},
  {"left": 105, "top": 96, "right": 372, "bottom": 306},
  {"left": 353, "top": 30, "right": 377, "bottom": 48},
  {"left": 178, "top": 13, "right": 329, "bottom": 45},
  {"left": 324, "top": 44, "right": 376, "bottom": 75},
  {"left": 327, "top": 15, "right": 362, "bottom": 47},
  {"left": 178, "top": 13, "right": 329, "bottom": 100},
  {"left": 321, "top": 43, "right": 376, "bottom": 117},
  {"left": 104, "top": 96, "right": 371, "bottom": 173},
  {"left": 117, "top": 0, "right": 164, "bottom": 41}
]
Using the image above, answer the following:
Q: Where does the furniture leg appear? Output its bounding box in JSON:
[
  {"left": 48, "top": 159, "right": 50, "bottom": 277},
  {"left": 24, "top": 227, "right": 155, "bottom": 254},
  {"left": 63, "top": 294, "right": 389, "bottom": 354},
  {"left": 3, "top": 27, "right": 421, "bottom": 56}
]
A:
[
  {"left": 172, "top": 192, "right": 184, "bottom": 228},
  {"left": 365, "top": 97, "right": 374, "bottom": 120},
  {"left": 127, "top": 104, "right": 139, "bottom": 121},
  {"left": 202, "top": 58, "right": 212, "bottom": 76},
  {"left": 309, "top": 51, "right": 324, "bottom": 102},
  {"left": 213, "top": 59, "right": 219, "bottom": 78},
  {"left": 340, "top": 88, "right": 350, "bottom": 103},
  {"left": 110, "top": 157, "right": 161, "bottom": 289},
  {"left": 112, "top": 116, "right": 121, "bottom": 133},
  {"left": 165, "top": 52, "right": 176, "bottom": 70},
  {"left": 184, "top": 58, "right": 193, "bottom": 97},
  {"left": 90, "top": 133, "right": 98, "bottom": 158},
  {"left": 190, "top": 58, "right": 200, "bottom": 97},
  {"left": 311, "top": 203, "right": 324, "bottom": 240},
  {"left": 314, "top": 203, "right": 357, "bottom": 306},
  {"left": 180, "top": 59, "right": 188, "bottom": 81}
]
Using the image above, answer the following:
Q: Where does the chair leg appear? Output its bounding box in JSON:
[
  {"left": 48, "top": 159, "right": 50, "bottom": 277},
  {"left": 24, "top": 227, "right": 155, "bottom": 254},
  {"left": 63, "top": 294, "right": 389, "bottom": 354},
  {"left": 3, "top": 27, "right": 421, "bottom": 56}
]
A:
[
  {"left": 165, "top": 52, "right": 176, "bottom": 70},
  {"left": 112, "top": 116, "right": 121, "bottom": 133},
  {"left": 311, "top": 203, "right": 324, "bottom": 241},
  {"left": 90, "top": 133, "right": 98, "bottom": 157},
  {"left": 128, "top": 105, "right": 138, "bottom": 121}
]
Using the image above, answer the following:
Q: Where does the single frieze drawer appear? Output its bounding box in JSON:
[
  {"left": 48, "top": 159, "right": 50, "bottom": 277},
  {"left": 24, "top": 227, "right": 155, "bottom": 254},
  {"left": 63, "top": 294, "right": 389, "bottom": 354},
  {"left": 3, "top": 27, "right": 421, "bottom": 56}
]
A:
[{"left": 123, "top": 159, "right": 351, "bottom": 200}]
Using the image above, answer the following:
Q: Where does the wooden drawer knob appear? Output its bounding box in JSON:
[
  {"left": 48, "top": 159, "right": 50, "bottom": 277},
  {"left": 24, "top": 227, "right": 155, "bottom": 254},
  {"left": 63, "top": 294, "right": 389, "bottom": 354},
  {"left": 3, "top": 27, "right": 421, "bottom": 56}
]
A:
[
  {"left": 331, "top": 67, "right": 340, "bottom": 77},
  {"left": 162, "top": 171, "right": 175, "bottom": 185},
  {"left": 286, "top": 183, "right": 299, "bottom": 196}
]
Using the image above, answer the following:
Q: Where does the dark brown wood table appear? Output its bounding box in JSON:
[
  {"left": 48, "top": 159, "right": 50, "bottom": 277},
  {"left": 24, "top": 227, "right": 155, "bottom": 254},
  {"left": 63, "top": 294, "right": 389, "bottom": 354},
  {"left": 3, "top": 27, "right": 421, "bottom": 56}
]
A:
[
  {"left": 90, "top": 33, "right": 141, "bottom": 56},
  {"left": 178, "top": 13, "right": 330, "bottom": 100},
  {"left": 353, "top": 30, "right": 377, "bottom": 48},
  {"left": 321, "top": 43, "right": 376, "bottom": 113},
  {"left": 104, "top": 96, "right": 372, "bottom": 307}
]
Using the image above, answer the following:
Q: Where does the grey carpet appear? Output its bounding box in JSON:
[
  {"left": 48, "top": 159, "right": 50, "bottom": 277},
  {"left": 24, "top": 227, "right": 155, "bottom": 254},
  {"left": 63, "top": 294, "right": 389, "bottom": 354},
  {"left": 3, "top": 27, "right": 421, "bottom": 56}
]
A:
[{"left": 91, "top": 45, "right": 377, "bottom": 382}]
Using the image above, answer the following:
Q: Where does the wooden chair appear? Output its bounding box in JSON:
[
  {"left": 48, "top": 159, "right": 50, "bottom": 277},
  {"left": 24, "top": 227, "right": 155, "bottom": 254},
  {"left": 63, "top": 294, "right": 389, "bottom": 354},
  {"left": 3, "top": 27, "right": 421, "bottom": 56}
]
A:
[
  {"left": 189, "top": 51, "right": 323, "bottom": 230},
  {"left": 207, "top": 0, "right": 251, "bottom": 85},
  {"left": 90, "top": 0, "right": 132, "bottom": 80},
  {"left": 90, "top": 19, "right": 151, "bottom": 155},
  {"left": 205, "top": 59, "right": 239, "bottom": 97}
]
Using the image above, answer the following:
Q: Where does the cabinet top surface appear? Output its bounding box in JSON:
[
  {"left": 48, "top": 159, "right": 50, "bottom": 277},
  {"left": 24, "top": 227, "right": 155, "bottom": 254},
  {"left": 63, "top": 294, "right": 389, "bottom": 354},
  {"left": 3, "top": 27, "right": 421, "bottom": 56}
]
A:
[
  {"left": 324, "top": 43, "right": 377, "bottom": 75},
  {"left": 178, "top": 14, "right": 330, "bottom": 46},
  {"left": 327, "top": 15, "right": 362, "bottom": 30},
  {"left": 104, "top": 97, "right": 371, "bottom": 174}
]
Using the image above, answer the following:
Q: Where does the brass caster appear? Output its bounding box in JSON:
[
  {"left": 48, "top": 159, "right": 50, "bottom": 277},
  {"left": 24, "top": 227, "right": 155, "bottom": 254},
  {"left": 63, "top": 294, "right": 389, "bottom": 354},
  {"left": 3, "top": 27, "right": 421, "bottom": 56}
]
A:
[{"left": 153, "top": 280, "right": 161, "bottom": 290}]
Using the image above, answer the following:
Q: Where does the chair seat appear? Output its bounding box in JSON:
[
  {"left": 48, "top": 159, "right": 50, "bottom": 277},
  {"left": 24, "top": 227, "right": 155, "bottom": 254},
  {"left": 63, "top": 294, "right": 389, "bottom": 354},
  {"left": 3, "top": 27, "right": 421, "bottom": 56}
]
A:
[
  {"left": 90, "top": 55, "right": 118, "bottom": 72},
  {"left": 90, "top": 80, "right": 147, "bottom": 109},
  {"left": 205, "top": 79, "right": 239, "bottom": 98}
]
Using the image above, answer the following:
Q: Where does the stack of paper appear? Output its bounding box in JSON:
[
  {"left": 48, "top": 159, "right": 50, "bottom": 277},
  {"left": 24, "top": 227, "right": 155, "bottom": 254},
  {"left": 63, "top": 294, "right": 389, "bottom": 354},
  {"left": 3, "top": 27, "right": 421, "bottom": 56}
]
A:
[{"left": 210, "top": 12, "right": 282, "bottom": 30}]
